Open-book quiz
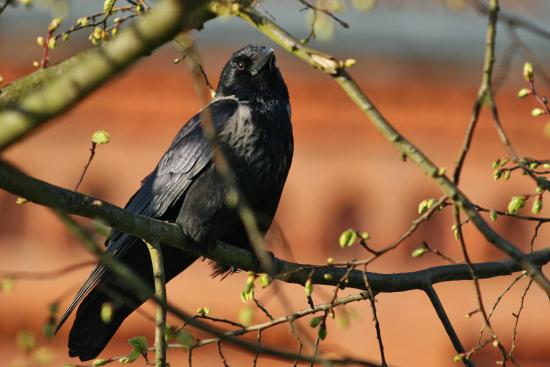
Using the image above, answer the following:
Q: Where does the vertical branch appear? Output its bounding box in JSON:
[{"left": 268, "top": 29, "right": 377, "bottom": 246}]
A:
[
  {"left": 453, "top": 0, "right": 498, "bottom": 184},
  {"left": 362, "top": 266, "right": 387, "bottom": 366},
  {"left": 147, "top": 241, "right": 168, "bottom": 367},
  {"left": 424, "top": 285, "right": 474, "bottom": 367}
]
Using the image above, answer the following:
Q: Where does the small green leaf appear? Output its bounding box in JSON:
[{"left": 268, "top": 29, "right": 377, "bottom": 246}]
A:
[
  {"left": 103, "top": 0, "right": 116, "bottom": 13},
  {"left": 48, "top": 17, "right": 63, "bottom": 32},
  {"left": 532, "top": 197, "right": 543, "bottom": 215},
  {"left": 176, "top": 330, "right": 195, "bottom": 348},
  {"left": 489, "top": 210, "right": 498, "bottom": 222},
  {"left": 16, "top": 330, "right": 36, "bottom": 352},
  {"left": 196, "top": 307, "right": 211, "bottom": 316},
  {"left": 100, "top": 302, "right": 113, "bottom": 323},
  {"left": 411, "top": 245, "right": 428, "bottom": 258},
  {"left": 47, "top": 37, "right": 56, "bottom": 50},
  {"left": 304, "top": 279, "right": 313, "bottom": 297},
  {"left": 128, "top": 336, "right": 148, "bottom": 355},
  {"left": 318, "top": 324, "right": 327, "bottom": 340},
  {"left": 359, "top": 231, "right": 370, "bottom": 241},
  {"left": 239, "top": 306, "right": 254, "bottom": 326},
  {"left": 240, "top": 273, "right": 255, "bottom": 302},
  {"left": 507, "top": 196, "right": 526, "bottom": 215},
  {"left": 493, "top": 169, "right": 502, "bottom": 181},
  {"left": 92, "top": 359, "right": 109, "bottom": 366},
  {"left": 91, "top": 130, "right": 111, "bottom": 145},
  {"left": 76, "top": 17, "right": 89, "bottom": 26},
  {"left": 454, "top": 354, "right": 464, "bottom": 362},
  {"left": 119, "top": 349, "right": 140, "bottom": 364},
  {"left": 42, "top": 320, "right": 55, "bottom": 339},
  {"left": 310, "top": 316, "right": 322, "bottom": 327},
  {"left": 323, "top": 273, "right": 333, "bottom": 281},
  {"left": 451, "top": 224, "right": 460, "bottom": 241},
  {"left": 258, "top": 273, "right": 271, "bottom": 287},
  {"left": 531, "top": 108, "right": 546, "bottom": 117},
  {"left": 517, "top": 88, "right": 531, "bottom": 98},
  {"left": 49, "top": 302, "right": 59, "bottom": 315},
  {"left": 16, "top": 197, "right": 28, "bottom": 205},
  {"left": 418, "top": 198, "right": 436, "bottom": 215},
  {"left": 339, "top": 229, "right": 357, "bottom": 248},
  {"left": 503, "top": 170, "right": 511, "bottom": 180}
]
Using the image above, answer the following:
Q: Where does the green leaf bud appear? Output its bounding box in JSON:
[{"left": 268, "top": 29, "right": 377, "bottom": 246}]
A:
[
  {"left": 532, "top": 197, "right": 543, "bottom": 215},
  {"left": 91, "top": 130, "right": 111, "bottom": 144},
  {"left": 338, "top": 229, "right": 357, "bottom": 248},
  {"left": 517, "top": 88, "right": 531, "bottom": 98},
  {"left": 507, "top": 195, "right": 526, "bottom": 215},
  {"left": 531, "top": 108, "right": 546, "bottom": 117}
]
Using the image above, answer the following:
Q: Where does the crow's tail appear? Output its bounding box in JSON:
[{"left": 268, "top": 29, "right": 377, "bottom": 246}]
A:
[{"left": 59, "top": 239, "right": 198, "bottom": 361}]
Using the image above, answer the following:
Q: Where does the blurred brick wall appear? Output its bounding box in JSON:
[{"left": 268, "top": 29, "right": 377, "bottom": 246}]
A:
[{"left": 1, "top": 47, "right": 549, "bottom": 366}]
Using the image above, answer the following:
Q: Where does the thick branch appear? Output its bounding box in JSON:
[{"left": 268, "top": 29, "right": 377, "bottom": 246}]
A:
[
  {"left": 1, "top": 161, "right": 549, "bottom": 296},
  {"left": 0, "top": 0, "right": 215, "bottom": 150},
  {"left": 234, "top": 6, "right": 550, "bottom": 296}
]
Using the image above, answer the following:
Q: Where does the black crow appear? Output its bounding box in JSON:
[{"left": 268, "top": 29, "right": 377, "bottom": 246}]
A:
[{"left": 56, "top": 44, "right": 293, "bottom": 361}]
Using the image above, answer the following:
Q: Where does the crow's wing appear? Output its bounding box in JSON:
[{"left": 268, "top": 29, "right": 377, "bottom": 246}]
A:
[
  {"left": 104, "top": 96, "right": 240, "bottom": 247},
  {"left": 56, "top": 97, "right": 240, "bottom": 332}
]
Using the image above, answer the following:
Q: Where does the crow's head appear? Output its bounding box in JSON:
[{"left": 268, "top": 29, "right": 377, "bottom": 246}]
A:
[{"left": 216, "top": 45, "right": 289, "bottom": 102}]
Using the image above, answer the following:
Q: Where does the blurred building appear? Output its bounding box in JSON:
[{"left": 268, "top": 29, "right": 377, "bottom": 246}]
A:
[{"left": 1, "top": 1, "right": 550, "bottom": 366}]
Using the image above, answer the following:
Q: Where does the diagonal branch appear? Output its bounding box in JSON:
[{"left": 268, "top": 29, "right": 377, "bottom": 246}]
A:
[
  {"left": 0, "top": 0, "right": 215, "bottom": 150},
  {"left": 467, "top": 0, "right": 550, "bottom": 40},
  {"left": 1, "top": 160, "right": 549, "bottom": 296},
  {"left": 233, "top": 5, "right": 550, "bottom": 296},
  {"left": 425, "top": 286, "right": 474, "bottom": 367}
]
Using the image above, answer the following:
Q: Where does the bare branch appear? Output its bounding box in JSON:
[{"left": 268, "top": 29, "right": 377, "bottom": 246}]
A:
[
  {"left": 234, "top": 5, "right": 550, "bottom": 296},
  {"left": 1, "top": 161, "right": 549, "bottom": 297},
  {"left": 0, "top": 0, "right": 215, "bottom": 150}
]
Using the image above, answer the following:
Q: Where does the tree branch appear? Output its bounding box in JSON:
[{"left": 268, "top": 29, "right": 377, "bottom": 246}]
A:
[
  {"left": 233, "top": 5, "right": 550, "bottom": 296},
  {"left": 56, "top": 203, "right": 380, "bottom": 367},
  {"left": 0, "top": 0, "right": 215, "bottom": 150},
  {"left": 1, "top": 160, "right": 549, "bottom": 296},
  {"left": 146, "top": 241, "right": 168, "bottom": 367},
  {"left": 425, "top": 285, "right": 474, "bottom": 367}
]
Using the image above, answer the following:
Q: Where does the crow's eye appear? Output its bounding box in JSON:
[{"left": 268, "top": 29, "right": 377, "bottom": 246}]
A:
[{"left": 236, "top": 61, "right": 246, "bottom": 71}]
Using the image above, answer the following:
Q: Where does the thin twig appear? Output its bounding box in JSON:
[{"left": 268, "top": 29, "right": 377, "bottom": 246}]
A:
[
  {"left": 234, "top": 3, "right": 550, "bottom": 295},
  {"left": 74, "top": 142, "right": 96, "bottom": 191},
  {"left": 362, "top": 265, "right": 387, "bottom": 367},
  {"left": 146, "top": 241, "right": 168, "bottom": 367},
  {"left": 297, "top": 0, "right": 349, "bottom": 29}
]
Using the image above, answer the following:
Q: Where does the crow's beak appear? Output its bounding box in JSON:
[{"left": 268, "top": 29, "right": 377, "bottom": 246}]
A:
[{"left": 250, "top": 47, "right": 274, "bottom": 76}]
